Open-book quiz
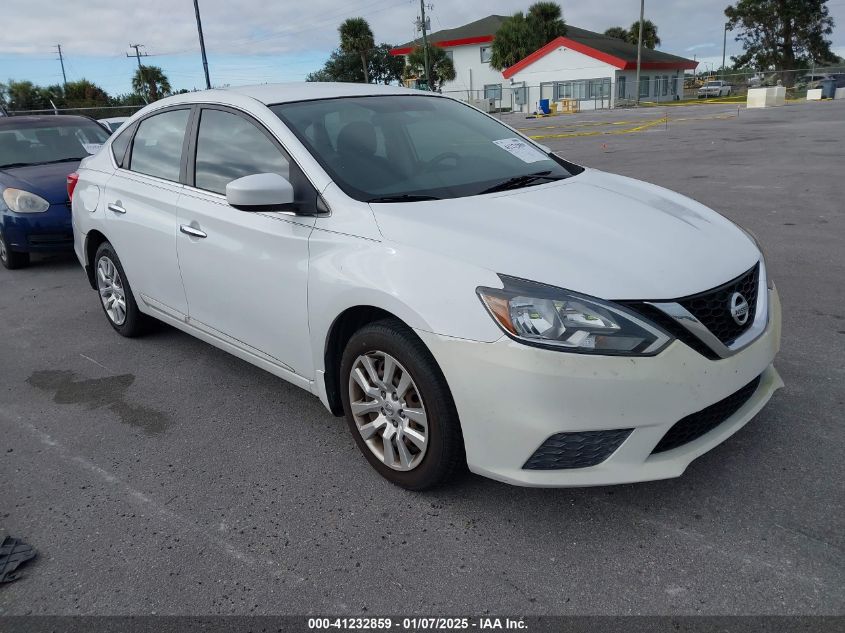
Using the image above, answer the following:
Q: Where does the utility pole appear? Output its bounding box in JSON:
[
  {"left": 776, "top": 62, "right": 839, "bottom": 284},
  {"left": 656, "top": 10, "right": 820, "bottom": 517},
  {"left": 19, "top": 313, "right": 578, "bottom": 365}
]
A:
[
  {"left": 55, "top": 44, "right": 67, "bottom": 87},
  {"left": 127, "top": 44, "right": 149, "bottom": 101},
  {"left": 418, "top": 0, "right": 432, "bottom": 91},
  {"left": 721, "top": 23, "right": 728, "bottom": 80},
  {"left": 635, "top": 0, "right": 644, "bottom": 105},
  {"left": 192, "top": 0, "right": 212, "bottom": 89}
]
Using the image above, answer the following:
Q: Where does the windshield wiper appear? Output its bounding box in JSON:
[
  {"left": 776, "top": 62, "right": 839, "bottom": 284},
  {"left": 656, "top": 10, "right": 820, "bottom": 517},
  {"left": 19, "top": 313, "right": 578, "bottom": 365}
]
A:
[
  {"left": 366, "top": 194, "right": 442, "bottom": 203},
  {"left": 480, "top": 171, "right": 565, "bottom": 194}
]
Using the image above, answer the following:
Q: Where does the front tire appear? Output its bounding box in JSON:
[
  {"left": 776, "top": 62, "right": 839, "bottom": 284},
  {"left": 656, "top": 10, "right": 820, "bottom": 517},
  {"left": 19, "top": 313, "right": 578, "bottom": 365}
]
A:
[
  {"left": 340, "top": 319, "right": 465, "bottom": 490},
  {"left": 0, "top": 230, "right": 30, "bottom": 270},
  {"left": 94, "top": 242, "right": 150, "bottom": 337}
]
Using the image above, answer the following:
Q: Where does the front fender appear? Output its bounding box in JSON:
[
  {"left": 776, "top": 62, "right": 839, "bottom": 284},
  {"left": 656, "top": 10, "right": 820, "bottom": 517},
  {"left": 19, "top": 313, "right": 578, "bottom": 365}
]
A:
[{"left": 307, "top": 228, "right": 503, "bottom": 377}]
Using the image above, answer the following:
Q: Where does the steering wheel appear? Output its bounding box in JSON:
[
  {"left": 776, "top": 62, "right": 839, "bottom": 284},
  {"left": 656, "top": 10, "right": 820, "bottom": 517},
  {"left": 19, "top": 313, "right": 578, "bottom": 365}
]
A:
[{"left": 425, "top": 152, "right": 461, "bottom": 172}]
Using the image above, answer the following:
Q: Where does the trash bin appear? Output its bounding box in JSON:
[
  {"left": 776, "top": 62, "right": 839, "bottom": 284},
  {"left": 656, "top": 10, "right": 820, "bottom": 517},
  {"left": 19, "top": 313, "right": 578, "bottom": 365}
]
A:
[
  {"left": 538, "top": 99, "right": 551, "bottom": 114},
  {"left": 821, "top": 78, "right": 836, "bottom": 99}
]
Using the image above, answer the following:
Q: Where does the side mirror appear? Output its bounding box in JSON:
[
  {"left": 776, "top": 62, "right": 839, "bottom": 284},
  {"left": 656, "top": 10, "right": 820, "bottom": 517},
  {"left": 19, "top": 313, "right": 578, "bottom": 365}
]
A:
[{"left": 226, "top": 173, "right": 294, "bottom": 211}]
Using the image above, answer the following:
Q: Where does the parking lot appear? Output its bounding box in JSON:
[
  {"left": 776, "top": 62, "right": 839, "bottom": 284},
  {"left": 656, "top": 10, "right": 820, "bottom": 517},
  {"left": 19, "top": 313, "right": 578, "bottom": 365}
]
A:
[{"left": 1, "top": 100, "right": 843, "bottom": 615}]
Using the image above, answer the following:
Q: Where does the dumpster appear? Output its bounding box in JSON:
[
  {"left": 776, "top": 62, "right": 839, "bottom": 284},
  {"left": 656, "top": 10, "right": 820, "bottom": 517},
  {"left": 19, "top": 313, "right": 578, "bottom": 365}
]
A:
[{"left": 821, "top": 78, "right": 836, "bottom": 99}]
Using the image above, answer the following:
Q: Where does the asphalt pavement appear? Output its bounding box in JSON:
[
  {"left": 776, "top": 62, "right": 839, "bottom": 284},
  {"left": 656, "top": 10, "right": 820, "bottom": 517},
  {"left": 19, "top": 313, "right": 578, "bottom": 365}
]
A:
[{"left": 1, "top": 100, "right": 843, "bottom": 616}]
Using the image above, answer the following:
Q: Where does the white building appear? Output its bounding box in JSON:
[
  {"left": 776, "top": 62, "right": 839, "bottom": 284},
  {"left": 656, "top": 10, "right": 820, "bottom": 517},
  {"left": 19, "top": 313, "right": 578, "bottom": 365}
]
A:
[{"left": 390, "top": 16, "right": 698, "bottom": 111}]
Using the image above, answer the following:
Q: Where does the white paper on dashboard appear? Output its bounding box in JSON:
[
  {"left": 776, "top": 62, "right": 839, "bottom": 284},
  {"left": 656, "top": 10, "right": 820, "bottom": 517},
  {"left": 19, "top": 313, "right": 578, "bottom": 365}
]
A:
[
  {"left": 492, "top": 138, "right": 547, "bottom": 163},
  {"left": 82, "top": 143, "right": 103, "bottom": 155}
]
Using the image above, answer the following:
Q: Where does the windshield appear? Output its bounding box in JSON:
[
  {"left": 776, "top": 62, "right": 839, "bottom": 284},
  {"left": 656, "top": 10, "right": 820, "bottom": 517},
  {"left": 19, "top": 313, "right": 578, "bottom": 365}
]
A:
[
  {"left": 271, "top": 95, "right": 581, "bottom": 202},
  {"left": 0, "top": 118, "right": 110, "bottom": 168}
]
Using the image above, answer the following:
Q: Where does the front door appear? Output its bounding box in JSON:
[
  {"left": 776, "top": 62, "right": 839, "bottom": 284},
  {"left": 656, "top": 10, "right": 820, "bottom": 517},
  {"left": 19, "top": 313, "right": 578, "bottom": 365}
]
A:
[{"left": 176, "top": 106, "right": 316, "bottom": 377}]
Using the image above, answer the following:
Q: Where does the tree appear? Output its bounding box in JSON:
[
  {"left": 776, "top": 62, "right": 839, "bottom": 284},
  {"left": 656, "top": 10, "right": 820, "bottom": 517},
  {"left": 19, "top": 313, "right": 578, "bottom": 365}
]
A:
[
  {"left": 63, "top": 79, "right": 110, "bottom": 108},
  {"left": 369, "top": 44, "right": 406, "bottom": 85},
  {"left": 725, "top": 0, "right": 836, "bottom": 84},
  {"left": 132, "top": 65, "right": 171, "bottom": 101},
  {"left": 628, "top": 19, "right": 661, "bottom": 49},
  {"left": 307, "top": 44, "right": 405, "bottom": 85},
  {"left": 339, "top": 17, "right": 375, "bottom": 83},
  {"left": 490, "top": 2, "right": 567, "bottom": 70},
  {"left": 307, "top": 49, "right": 363, "bottom": 82},
  {"left": 604, "top": 27, "right": 629, "bottom": 41},
  {"left": 403, "top": 45, "right": 456, "bottom": 90},
  {"left": 604, "top": 21, "right": 660, "bottom": 49}
]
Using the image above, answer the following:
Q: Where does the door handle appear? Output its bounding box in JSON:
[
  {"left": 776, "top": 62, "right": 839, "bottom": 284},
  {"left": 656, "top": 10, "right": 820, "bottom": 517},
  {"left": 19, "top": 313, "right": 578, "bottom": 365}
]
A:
[
  {"left": 107, "top": 202, "right": 126, "bottom": 214},
  {"left": 180, "top": 224, "right": 207, "bottom": 239}
]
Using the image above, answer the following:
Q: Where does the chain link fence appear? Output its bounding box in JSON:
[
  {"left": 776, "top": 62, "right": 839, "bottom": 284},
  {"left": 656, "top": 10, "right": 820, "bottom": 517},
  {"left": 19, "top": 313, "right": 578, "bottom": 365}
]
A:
[
  {"left": 440, "top": 65, "right": 845, "bottom": 114},
  {"left": 2, "top": 104, "right": 145, "bottom": 121}
]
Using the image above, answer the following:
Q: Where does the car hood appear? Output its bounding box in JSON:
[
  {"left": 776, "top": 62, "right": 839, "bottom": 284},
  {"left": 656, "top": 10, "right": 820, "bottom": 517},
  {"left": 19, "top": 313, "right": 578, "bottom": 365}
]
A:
[
  {"left": 370, "top": 168, "right": 759, "bottom": 300},
  {"left": 0, "top": 161, "right": 80, "bottom": 204}
]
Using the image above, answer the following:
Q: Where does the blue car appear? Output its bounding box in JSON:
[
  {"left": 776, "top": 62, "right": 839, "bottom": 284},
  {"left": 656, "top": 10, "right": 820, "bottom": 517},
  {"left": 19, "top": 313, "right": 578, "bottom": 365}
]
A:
[{"left": 0, "top": 115, "right": 110, "bottom": 269}]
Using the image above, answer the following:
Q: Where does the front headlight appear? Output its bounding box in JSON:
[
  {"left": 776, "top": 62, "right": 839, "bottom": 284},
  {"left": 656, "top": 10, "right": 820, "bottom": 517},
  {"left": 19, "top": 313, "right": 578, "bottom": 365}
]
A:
[
  {"left": 477, "top": 275, "right": 672, "bottom": 355},
  {"left": 2, "top": 188, "right": 50, "bottom": 213}
]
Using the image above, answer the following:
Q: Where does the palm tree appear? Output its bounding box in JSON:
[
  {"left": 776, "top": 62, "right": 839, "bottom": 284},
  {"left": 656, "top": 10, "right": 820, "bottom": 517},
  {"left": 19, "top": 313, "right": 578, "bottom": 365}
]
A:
[
  {"left": 131, "top": 65, "right": 171, "bottom": 101},
  {"left": 527, "top": 1, "right": 567, "bottom": 45},
  {"left": 339, "top": 17, "right": 375, "bottom": 83},
  {"left": 404, "top": 45, "right": 455, "bottom": 90},
  {"left": 490, "top": 2, "right": 566, "bottom": 71},
  {"left": 604, "top": 27, "right": 630, "bottom": 41},
  {"left": 628, "top": 19, "right": 661, "bottom": 49}
]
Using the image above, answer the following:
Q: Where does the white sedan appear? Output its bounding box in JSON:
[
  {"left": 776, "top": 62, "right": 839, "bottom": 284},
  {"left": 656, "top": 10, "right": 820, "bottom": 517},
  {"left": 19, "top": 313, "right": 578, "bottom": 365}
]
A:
[{"left": 70, "top": 83, "right": 782, "bottom": 489}]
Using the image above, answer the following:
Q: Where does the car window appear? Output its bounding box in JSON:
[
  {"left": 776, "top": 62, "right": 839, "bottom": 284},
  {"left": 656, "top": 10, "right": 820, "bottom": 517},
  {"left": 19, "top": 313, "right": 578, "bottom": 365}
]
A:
[
  {"left": 194, "top": 109, "right": 290, "bottom": 195},
  {"left": 271, "top": 95, "right": 581, "bottom": 202},
  {"left": 111, "top": 123, "right": 133, "bottom": 167},
  {"left": 0, "top": 119, "right": 109, "bottom": 168},
  {"left": 129, "top": 109, "right": 190, "bottom": 181}
]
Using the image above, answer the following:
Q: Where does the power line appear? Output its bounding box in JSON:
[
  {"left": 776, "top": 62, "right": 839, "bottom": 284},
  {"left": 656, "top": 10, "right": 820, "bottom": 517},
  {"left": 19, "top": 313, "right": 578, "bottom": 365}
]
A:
[{"left": 127, "top": 44, "right": 150, "bottom": 102}]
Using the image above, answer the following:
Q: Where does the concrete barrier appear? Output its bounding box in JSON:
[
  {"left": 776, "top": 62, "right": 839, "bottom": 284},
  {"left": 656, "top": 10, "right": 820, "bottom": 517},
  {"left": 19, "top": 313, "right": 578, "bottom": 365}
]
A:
[
  {"left": 835, "top": 87, "right": 845, "bottom": 100},
  {"left": 806, "top": 89, "right": 823, "bottom": 101},
  {"left": 747, "top": 86, "right": 786, "bottom": 108}
]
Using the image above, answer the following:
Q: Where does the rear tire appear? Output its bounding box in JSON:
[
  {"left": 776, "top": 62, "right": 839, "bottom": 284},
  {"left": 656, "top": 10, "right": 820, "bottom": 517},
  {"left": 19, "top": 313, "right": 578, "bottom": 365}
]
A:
[
  {"left": 94, "top": 242, "right": 151, "bottom": 337},
  {"left": 340, "top": 318, "right": 465, "bottom": 490},
  {"left": 0, "top": 230, "right": 30, "bottom": 270}
]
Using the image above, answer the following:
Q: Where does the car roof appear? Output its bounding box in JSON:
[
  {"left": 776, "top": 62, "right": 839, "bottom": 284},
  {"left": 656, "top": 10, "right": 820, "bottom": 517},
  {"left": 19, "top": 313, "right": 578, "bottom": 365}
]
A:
[
  {"left": 151, "top": 82, "right": 429, "bottom": 110},
  {"left": 0, "top": 114, "right": 97, "bottom": 127}
]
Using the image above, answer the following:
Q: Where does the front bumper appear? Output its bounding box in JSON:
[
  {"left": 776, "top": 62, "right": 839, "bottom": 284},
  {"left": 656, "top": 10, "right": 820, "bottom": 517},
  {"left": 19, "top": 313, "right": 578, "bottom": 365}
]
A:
[
  {"left": 416, "top": 286, "right": 782, "bottom": 487},
  {"left": 2, "top": 203, "right": 74, "bottom": 253}
]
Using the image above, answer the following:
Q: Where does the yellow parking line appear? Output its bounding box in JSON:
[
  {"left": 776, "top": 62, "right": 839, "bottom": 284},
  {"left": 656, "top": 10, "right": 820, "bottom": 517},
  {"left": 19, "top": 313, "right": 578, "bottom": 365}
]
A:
[{"left": 528, "top": 116, "right": 668, "bottom": 139}]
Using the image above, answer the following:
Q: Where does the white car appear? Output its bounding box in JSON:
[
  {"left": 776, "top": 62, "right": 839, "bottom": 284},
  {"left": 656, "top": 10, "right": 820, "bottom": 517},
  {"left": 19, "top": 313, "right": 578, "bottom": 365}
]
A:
[
  {"left": 97, "top": 117, "right": 129, "bottom": 134},
  {"left": 698, "top": 80, "right": 732, "bottom": 98},
  {"left": 70, "top": 83, "right": 782, "bottom": 489}
]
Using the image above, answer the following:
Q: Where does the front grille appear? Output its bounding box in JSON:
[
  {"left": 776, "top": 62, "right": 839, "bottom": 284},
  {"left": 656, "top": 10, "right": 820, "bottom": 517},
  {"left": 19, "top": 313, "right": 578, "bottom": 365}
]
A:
[
  {"left": 678, "top": 263, "right": 759, "bottom": 345},
  {"left": 523, "top": 429, "right": 633, "bottom": 470},
  {"left": 652, "top": 375, "right": 762, "bottom": 454},
  {"left": 619, "top": 301, "right": 719, "bottom": 360}
]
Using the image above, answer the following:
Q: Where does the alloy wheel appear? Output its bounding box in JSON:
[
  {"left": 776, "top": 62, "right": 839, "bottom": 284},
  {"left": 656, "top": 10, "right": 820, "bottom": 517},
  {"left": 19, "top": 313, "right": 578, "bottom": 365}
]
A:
[
  {"left": 348, "top": 351, "right": 428, "bottom": 471},
  {"left": 96, "top": 256, "right": 127, "bottom": 325},
  {"left": 0, "top": 235, "right": 7, "bottom": 263}
]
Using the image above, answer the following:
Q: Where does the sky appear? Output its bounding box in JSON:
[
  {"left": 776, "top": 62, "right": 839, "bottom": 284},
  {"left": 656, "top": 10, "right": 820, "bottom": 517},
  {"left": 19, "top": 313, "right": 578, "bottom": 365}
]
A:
[{"left": 1, "top": 0, "right": 844, "bottom": 96}]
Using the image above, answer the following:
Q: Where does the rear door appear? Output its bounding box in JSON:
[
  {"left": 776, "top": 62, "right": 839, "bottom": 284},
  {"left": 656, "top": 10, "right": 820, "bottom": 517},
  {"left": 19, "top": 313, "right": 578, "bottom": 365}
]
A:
[
  {"left": 103, "top": 107, "right": 192, "bottom": 319},
  {"left": 176, "top": 105, "right": 316, "bottom": 377}
]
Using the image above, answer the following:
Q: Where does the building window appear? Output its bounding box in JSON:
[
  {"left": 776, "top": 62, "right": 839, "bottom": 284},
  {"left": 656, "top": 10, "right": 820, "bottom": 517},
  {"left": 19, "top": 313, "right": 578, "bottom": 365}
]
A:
[
  {"left": 484, "top": 83, "right": 502, "bottom": 100},
  {"left": 617, "top": 76, "right": 626, "bottom": 98},
  {"left": 661, "top": 75, "right": 670, "bottom": 96},
  {"left": 670, "top": 74, "right": 678, "bottom": 95},
  {"left": 639, "top": 75, "right": 650, "bottom": 97},
  {"left": 480, "top": 46, "right": 492, "bottom": 63},
  {"left": 444, "top": 50, "right": 453, "bottom": 61}
]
